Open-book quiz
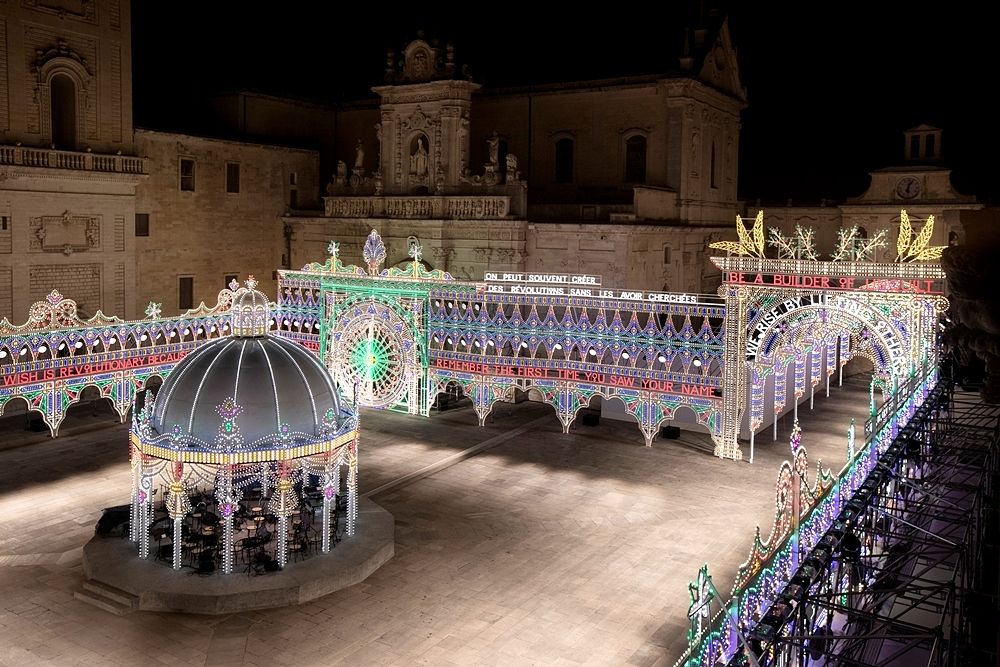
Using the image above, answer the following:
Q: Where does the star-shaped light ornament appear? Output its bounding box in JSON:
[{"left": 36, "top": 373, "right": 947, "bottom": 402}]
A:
[
  {"left": 328, "top": 240, "right": 340, "bottom": 258},
  {"left": 145, "top": 301, "right": 162, "bottom": 319},
  {"left": 245, "top": 275, "right": 258, "bottom": 290},
  {"left": 409, "top": 243, "right": 423, "bottom": 263}
]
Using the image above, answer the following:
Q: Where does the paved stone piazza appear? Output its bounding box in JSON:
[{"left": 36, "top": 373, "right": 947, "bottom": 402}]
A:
[{"left": 0, "top": 378, "right": 870, "bottom": 666}]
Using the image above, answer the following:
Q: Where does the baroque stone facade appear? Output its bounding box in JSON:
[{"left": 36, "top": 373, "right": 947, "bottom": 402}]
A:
[
  {"left": 288, "top": 21, "right": 745, "bottom": 295},
  {"left": 0, "top": 0, "right": 321, "bottom": 320},
  {"left": 0, "top": 0, "right": 143, "bottom": 318}
]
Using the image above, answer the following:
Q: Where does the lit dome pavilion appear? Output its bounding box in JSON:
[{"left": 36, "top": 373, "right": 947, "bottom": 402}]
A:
[{"left": 129, "top": 277, "right": 359, "bottom": 573}]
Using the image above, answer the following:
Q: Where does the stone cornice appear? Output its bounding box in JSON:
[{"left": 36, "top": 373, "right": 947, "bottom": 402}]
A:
[{"left": 0, "top": 164, "right": 147, "bottom": 185}]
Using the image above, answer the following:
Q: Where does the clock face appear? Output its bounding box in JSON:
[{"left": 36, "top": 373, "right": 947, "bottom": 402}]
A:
[{"left": 895, "top": 176, "right": 921, "bottom": 199}]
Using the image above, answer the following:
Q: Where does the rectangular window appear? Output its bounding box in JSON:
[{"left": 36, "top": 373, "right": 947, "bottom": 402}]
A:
[
  {"left": 289, "top": 189, "right": 298, "bottom": 209},
  {"left": 909, "top": 135, "right": 920, "bottom": 160},
  {"left": 224, "top": 274, "right": 237, "bottom": 289},
  {"left": 554, "top": 138, "right": 574, "bottom": 184},
  {"left": 178, "top": 276, "right": 194, "bottom": 310},
  {"left": 179, "top": 158, "right": 195, "bottom": 191},
  {"left": 289, "top": 172, "right": 298, "bottom": 186},
  {"left": 625, "top": 136, "right": 647, "bottom": 183},
  {"left": 135, "top": 213, "right": 149, "bottom": 237},
  {"left": 1, "top": 216, "right": 8, "bottom": 231},
  {"left": 925, "top": 134, "right": 936, "bottom": 158},
  {"left": 226, "top": 162, "right": 240, "bottom": 194},
  {"left": 663, "top": 246, "right": 671, "bottom": 264}
]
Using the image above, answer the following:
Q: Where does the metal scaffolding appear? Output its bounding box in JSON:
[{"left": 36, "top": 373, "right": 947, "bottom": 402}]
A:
[{"left": 731, "top": 379, "right": 999, "bottom": 667}]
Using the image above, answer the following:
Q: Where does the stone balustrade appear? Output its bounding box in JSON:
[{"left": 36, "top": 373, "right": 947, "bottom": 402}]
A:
[
  {"left": 324, "top": 195, "right": 512, "bottom": 220},
  {"left": 0, "top": 144, "right": 146, "bottom": 175}
]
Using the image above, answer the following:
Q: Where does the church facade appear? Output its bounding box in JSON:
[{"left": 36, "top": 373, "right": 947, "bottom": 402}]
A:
[
  {"left": 285, "top": 21, "right": 747, "bottom": 295},
  {"left": 1, "top": 4, "right": 984, "bottom": 325}
]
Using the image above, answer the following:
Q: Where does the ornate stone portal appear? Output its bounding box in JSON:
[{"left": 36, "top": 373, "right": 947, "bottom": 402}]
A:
[{"left": 316, "top": 37, "right": 528, "bottom": 282}]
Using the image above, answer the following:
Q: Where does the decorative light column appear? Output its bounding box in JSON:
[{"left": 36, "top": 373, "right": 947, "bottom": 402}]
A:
[
  {"left": 826, "top": 338, "right": 836, "bottom": 397},
  {"left": 164, "top": 462, "right": 191, "bottom": 570},
  {"left": 346, "top": 439, "right": 359, "bottom": 535},
  {"left": 810, "top": 342, "right": 821, "bottom": 409},
  {"left": 793, "top": 354, "right": 806, "bottom": 420},
  {"left": 773, "top": 361, "right": 787, "bottom": 441},
  {"left": 129, "top": 444, "right": 141, "bottom": 542},
  {"left": 213, "top": 398, "right": 246, "bottom": 574},
  {"left": 137, "top": 461, "right": 153, "bottom": 559},
  {"left": 215, "top": 465, "right": 238, "bottom": 574},
  {"left": 847, "top": 417, "right": 856, "bottom": 461},
  {"left": 839, "top": 332, "right": 850, "bottom": 386},
  {"left": 321, "top": 452, "right": 342, "bottom": 553},
  {"left": 268, "top": 462, "right": 298, "bottom": 568}
]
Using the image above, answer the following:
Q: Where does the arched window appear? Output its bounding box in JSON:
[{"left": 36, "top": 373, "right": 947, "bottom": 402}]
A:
[
  {"left": 50, "top": 74, "right": 76, "bottom": 149},
  {"left": 554, "top": 137, "right": 574, "bottom": 183},
  {"left": 625, "top": 135, "right": 647, "bottom": 183},
  {"left": 710, "top": 141, "right": 718, "bottom": 189}
]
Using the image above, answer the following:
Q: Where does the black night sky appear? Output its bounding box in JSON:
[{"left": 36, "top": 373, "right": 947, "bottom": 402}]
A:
[{"left": 132, "top": 4, "right": 997, "bottom": 204}]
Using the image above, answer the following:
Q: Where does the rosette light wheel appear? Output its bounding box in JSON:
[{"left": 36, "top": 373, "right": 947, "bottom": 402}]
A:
[{"left": 334, "top": 304, "right": 409, "bottom": 409}]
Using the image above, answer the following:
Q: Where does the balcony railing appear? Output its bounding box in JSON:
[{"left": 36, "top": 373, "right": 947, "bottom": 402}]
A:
[{"left": 0, "top": 145, "right": 146, "bottom": 175}]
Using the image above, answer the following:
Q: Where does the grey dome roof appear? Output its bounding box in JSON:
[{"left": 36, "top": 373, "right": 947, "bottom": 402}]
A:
[{"left": 151, "top": 335, "right": 341, "bottom": 445}]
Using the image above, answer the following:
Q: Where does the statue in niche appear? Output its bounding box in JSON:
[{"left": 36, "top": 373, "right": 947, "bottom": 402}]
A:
[
  {"left": 336, "top": 160, "right": 347, "bottom": 184},
  {"left": 410, "top": 137, "right": 428, "bottom": 177},
  {"left": 354, "top": 139, "right": 365, "bottom": 170},
  {"left": 413, "top": 50, "right": 428, "bottom": 79},
  {"left": 487, "top": 131, "right": 501, "bottom": 166},
  {"left": 505, "top": 154, "right": 518, "bottom": 182}
]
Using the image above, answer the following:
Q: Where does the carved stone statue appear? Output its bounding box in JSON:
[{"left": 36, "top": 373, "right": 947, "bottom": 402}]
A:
[
  {"left": 336, "top": 160, "right": 347, "bottom": 184},
  {"left": 409, "top": 137, "right": 428, "bottom": 177},
  {"left": 505, "top": 154, "right": 518, "bottom": 183},
  {"left": 354, "top": 139, "right": 365, "bottom": 170},
  {"left": 487, "top": 131, "right": 501, "bottom": 166}
]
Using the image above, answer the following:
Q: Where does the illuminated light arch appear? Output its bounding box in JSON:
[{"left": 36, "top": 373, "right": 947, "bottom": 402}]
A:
[
  {"left": 0, "top": 394, "right": 35, "bottom": 419},
  {"left": 755, "top": 302, "right": 905, "bottom": 378},
  {"left": 324, "top": 293, "right": 422, "bottom": 412}
]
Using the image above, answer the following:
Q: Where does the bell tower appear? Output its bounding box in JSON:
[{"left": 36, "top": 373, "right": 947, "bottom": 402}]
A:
[
  {"left": 903, "top": 124, "right": 942, "bottom": 162},
  {"left": 372, "top": 37, "right": 480, "bottom": 195}
]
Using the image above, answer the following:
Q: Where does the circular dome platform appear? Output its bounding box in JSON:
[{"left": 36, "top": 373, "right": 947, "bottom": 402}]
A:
[
  {"left": 82, "top": 497, "right": 393, "bottom": 615},
  {"left": 127, "top": 276, "right": 362, "bottom": 576}
]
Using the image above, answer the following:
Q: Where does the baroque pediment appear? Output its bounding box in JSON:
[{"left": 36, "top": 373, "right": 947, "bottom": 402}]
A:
[{"left": 697, "top": 20, "right": 746, "bottom": 103}]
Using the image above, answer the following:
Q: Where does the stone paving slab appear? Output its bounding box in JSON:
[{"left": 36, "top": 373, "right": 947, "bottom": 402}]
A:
[{"left": 0, "top": 379, "right": 870, "bottom": 665}]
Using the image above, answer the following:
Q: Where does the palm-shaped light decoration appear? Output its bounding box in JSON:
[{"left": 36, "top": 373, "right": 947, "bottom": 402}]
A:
[{"left": 709, "top": 210, "right": 766, "bottom": 258}]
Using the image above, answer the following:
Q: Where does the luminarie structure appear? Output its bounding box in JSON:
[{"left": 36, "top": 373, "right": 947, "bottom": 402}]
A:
[{"left": 129, "top": 278, "right": 359, "bottom": 573}]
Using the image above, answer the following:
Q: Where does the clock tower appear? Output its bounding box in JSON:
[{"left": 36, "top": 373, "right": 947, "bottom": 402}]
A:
[{"left": 837, "top": 125, "right": 980, "bottom": 259}]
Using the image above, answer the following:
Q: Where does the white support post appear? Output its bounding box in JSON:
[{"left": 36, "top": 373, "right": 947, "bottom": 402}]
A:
[
  {"left": 322, "top": 491, "right": 332, "bottom": 553},
  {"left": 826, "top": 374, "right": 830, "bottom": 397},
  {"left": 172, "top": 518, "right": 183, "bottom": 570},
  {"left": 277, "top": 516, "right": 288, "bottom": 568},
  {"left": 749, "top": 428, "right": 755, "bottom": 464},
  {"left": 810, "top": 387, "right": 814, "bottom": 410},
  {"left": 773, "top": 417, "right": 778, "bottom": 441}
]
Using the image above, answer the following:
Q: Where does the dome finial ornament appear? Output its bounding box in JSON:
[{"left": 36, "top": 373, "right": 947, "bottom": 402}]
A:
[{"left": 229, "top": 275, "right": 271, "bottom": 337}]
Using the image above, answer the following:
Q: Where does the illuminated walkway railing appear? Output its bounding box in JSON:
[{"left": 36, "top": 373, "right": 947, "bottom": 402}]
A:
[
  {"left": 674, "top": 363, "right": 941, "bottom": 667},
  {"left": 0, "top": 290, "right": 234, "bottom": 435},
  {"left": 273, "top": 237, "right": 727, "bottom": 446},
  {"left": 726, "top": 378, "right": 999, "bottom": 666}
]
